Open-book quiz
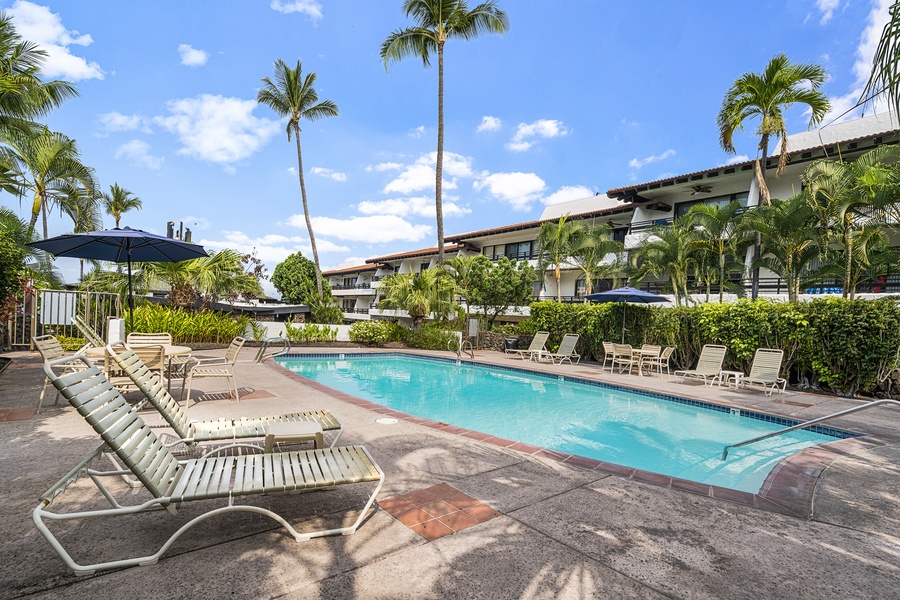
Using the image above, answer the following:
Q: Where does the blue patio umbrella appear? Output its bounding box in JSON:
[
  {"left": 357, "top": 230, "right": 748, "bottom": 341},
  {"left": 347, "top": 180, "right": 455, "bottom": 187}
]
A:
[
  {"left": 28, "top": 227, "right": 208, "bottom": 332},
  {"left": 584, "top": 286, "right": 668, "bottom": 343}
]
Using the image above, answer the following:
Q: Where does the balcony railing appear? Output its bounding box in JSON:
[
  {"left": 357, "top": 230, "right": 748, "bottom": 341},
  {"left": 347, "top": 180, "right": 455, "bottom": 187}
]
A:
[
  {"left": 332, "top": 283, "right": 371, "bottom": 290},
  {"left": 484, "top": 250, "right": 539, "bottom": 262}
]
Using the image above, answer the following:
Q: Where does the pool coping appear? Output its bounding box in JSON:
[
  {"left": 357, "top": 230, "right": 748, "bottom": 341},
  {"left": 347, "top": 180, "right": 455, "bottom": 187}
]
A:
[{"left": 265, "top": 351, "right": 897, "bottom": 519}]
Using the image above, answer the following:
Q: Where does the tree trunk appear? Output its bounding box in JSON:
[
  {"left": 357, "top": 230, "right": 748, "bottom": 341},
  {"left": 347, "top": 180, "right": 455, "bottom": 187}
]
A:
[
  {"left": 555, "top": 264, "right": 561, "bottom": 302},
  {"left": 751, "top": 134, "right": 771, "bottom": 299},
  {"left": 294, "top": 122, "right": 323, "bottom": 298},
  {"left": 435, "top": 41, "right": 445, "bottom": 263}
]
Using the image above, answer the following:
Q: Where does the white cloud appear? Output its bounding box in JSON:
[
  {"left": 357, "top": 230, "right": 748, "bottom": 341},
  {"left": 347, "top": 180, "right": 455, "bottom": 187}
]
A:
[
  {"left": 477, "top": 116, "right": 502, "bottom": 132},
  {"left": 382, "top": 152, "right": 473, "bottom": 194},
  {"left": 200, "top": 231, "right": 348, "bottom": 268},
  {"left": 826, "top": 0, "right": 892, "bottom": 121},
  {"left": 96, "top": 112, "right": 149, "bottom": 134},
  {"left": 366, "top": 162, "right": 403, "bottom": 172},
  {"left": 298, "top": 215, "right": 431, "bottom": 243},
  {"left": 311, "top": 167, "right": 347, "bottom": 182},
  {"left": 474, "top": 172, "right": 547, "bottom": 211},
  {"left": 506, "top": 119, "right": 569, "bottom": 152},
  {"left": 357, "top": 196, "right": 470, "bottom": 218},
  {"left": 409, "top": 125, "right": 427, "bottom": 138},
  {"left": 178, "top": 44, "right": 209, "bottom": 67},
  {"left": 816, "top": 0, "right": 841, "bottom": 24},
  {"left": 154, "top": 94, "right": 280, "bottom": 166},
  {"left": 114, "top": 140, "right": 164, "bottom": 170},
  {"left": 541, "top": 185, "right": 594, "bottom": 206},
  {"left": 629, "top": 149, "right": 676, "bottom": 170},
  {"left": 270, "top": 0, "right": 323, "bottom": 21},
  {"left": 8, "top": 1, "right": 103, "bottom": 80},
  {"left": 723, "top": 154, "right": 750, "bottom": 166}
]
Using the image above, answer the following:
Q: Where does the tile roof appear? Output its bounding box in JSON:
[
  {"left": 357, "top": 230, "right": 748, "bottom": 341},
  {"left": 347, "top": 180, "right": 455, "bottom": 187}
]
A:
[
  {"left": 366, "top": 244, "right": 467, "bottom": 263},
  {"left": 322, "top": 263, "right": 382, "bottom": 276}
]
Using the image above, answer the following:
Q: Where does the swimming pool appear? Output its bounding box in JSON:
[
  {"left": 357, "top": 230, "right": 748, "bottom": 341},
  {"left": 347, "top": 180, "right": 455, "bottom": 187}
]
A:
[{"left": 277, "top": 353, "right": 853, "bottom": 493}]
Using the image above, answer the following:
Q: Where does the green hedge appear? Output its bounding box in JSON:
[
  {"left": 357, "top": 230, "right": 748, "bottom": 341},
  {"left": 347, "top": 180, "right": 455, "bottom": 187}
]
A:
[
  {"left": 130, "top": 304, "right": 250, "bottom": 345},
  {"left": 528, "top": 298, "right": 900, "bottom": 397}
]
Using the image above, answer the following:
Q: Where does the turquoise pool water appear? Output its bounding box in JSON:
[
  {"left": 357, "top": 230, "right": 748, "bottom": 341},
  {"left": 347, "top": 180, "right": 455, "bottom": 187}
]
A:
[{"left": 277, "top": 354, "right": 848, "bottom": 493}]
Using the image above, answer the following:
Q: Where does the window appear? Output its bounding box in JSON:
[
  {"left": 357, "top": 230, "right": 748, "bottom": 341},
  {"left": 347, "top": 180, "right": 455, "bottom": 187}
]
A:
[
  {"left": 343, "top": 277, "right": 357, "bottom": 287},
  {"left": 612, "top": 228, "right": 627, "bottom": 243},
  {"left": 341, "top": 299, "right": 354, "bottom": 310},
  {"left": 420, "top": 262, "right": 430, "bottom": 273}
]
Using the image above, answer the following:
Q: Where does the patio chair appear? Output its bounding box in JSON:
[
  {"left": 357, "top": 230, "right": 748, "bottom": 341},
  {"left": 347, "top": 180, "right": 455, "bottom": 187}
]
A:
[
  {"left": 674, "top": 344, "right": 727, "bottom": 386},
  {"left": 635, "top": 344, "right": 661, "bottom": 375},
  {"left": 183, "top": 336, "right": 245, "bottom": 405},
  {"left": 107, "top": 343, "right": 344, "bottom": 449},
  {"left": 542, "top": 333, "right": 581, "bottom": 365},
  {"left": 505, "top": 331, "right": 549, "bottom": 361},
  {"left": 71, "top": 315, "right": 105, "bottom": 348},
  {"left": 611, "top": 343, "right": 635, "bottom": 374},
  {"left": 126, "top": 332, "right": 173, "bottom": 346},
  {"left": 33, "top": 334, "right": 89, "bottom": 413},
  {"left": 35, "top": 356, "right": 383, "bottom": 575},
  {"left": 103, "top": 343, "right": 166, "bottom": 394},
  {"left": 601, "top": 341, "right": 616, "bottom": 371},
  {"left": 643, "top": 346, "right": 676, "bottom": 376},
  {"left": 743, "top": 348, "right": 787, "bottom": 396}
]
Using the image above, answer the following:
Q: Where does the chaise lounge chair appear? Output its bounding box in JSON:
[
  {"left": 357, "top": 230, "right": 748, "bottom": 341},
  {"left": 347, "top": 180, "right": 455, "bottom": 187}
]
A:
[
  {"left": 743, "top": 348, "right": 787, "bottom": 395},
  {"left": 34, "top": 356, "right": 383, "bottom": 575},
  {"left": 541, "top": 333, "right": 581, "bottom": 365},
  {"left": 107, "top": 343, "right": 344, "bottom": 449},
  {"left": 506, "top": 331, "right": 549, "bottom": 361},
  {"left": 674, "top": 344, "right": 727, "bottom": 386}
]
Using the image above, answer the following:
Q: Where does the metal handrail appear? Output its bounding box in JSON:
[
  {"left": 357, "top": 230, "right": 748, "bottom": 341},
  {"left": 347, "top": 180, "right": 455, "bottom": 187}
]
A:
[
  {"left": 721, "top": 399, "right": 900, "bottom": 460},
  {"left": 254, "top": 336, "right": 291, "bottom": 363}
]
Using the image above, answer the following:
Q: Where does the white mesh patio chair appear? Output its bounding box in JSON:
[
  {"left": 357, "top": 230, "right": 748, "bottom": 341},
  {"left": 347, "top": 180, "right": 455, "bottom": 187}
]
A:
[
  {"left": 744, "top": 348, "right": 787, "bottom": 395},
  {"left": 611, "top": 343, "right": 635, "bottom": 374},
  {"left": 543, "top": 333, "right": 581, "bottom": 365},
  {"left": 183, "top": 336, "right": 245, "bottom": 406},
  {"left": 33, "top": 334, "right": 89, "bottom": 413},
  {"left": 674, "top": 344, "right": 727, "bottom": 386},
  {"left": 506, "top": 331, "right": 549, "bottom": 361},
  {"left": 71, "top": 315, "right": 105, "bottom": 348},
  {"left": 601, "top": 341, "right": 616, "bottom": 371},
  {"left": 644, "top": 346, "right": 676, "bottom": 376},
  {"left": 35, "top": 355, "right": 384, "bottom": 576}
]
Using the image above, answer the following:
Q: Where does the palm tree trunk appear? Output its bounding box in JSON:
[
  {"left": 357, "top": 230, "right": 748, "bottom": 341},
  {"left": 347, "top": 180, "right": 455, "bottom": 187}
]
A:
[
  {"left": 293, "top": 123, "right": 323, "bottom": 298},
  {"left": 750, "top": 134, "right": 771, "bottom": 299},
  {"left": 555, "top": 264, "right": 561, "bottom": 302},
  {"left": 435, "top": 41, "right": 445, "bottom": 263},
  {"left": 719, "top": 252, "right": 726, "bottom": 303}
]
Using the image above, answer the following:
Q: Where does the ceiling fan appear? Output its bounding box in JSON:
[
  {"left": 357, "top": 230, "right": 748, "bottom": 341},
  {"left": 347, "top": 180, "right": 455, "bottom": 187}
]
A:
[{"left": 690, "top": 185, "right": 712, "bottom": 195}]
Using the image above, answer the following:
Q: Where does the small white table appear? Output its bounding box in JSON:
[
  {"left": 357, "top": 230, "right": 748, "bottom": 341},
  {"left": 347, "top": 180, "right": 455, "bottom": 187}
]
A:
[
  {"left": 264, "top": 421, "right": 324, "bottom": 453},
  {"left": 716, "top": 370, "right": 743, "bottom": 389}
]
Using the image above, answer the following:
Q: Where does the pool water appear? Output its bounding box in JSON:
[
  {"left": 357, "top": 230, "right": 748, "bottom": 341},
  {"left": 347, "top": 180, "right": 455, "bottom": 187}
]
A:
[{"left": 277, "top": 354, "right": 848, "bottom": 493}]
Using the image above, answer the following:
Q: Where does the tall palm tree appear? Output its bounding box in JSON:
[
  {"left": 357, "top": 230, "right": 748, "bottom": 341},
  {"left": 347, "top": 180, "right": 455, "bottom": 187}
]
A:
[
  {"left": 717, "top": 54, "right": 830, "bottom": 299},
  {"left": 381, "top": 0, "right": 509, "bottom": 263},
  {"left": 686, "top": 200, "right": 748, "bottom": 302},
  {"left": 257, "top": 59, "right": 338, "bottom": 298},
  {"left": 441, "top": 253, "right": 489, "bottom": 325},
  {"left": 536, "top": 215, "right": 584, "bottom": 302},
  {"left": 61, "top": 192, "right": 102, "bottom": 281},
  {"left": 630, "top": 219, "right": 696, "bottom": 306},
  {"left": 566, "top": 223, "right": 624, "bottom": 296},
  {"left": 738, "top": 194, "right": 819, "bottom": 303},
  {"left": 0, "top": 126, "right": 97, "bottom": 240},
  {"left": 379, "top": 267, "right": 456, "bottom": 328},
  {"left": 100, "top": 183, "right": 142, "bottom": 228},
  {"left": 860, "top": 2, "right": 900, "bottom": 115}
]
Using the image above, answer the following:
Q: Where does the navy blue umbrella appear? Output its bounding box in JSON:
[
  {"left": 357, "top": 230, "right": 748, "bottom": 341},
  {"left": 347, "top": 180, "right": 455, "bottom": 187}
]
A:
[
  {"left": 29, "top": 227, "right": 208, "bottom": 331},
  {"left": 585, "top": 286, "right": 668, "bottom": 343}
]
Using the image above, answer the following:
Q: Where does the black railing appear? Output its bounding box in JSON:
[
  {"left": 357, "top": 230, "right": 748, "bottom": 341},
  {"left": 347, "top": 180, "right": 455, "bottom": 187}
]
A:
[
  {"left": 332, "top": 283, "right": 371, "bottom": 290},
  {"left": 485, "top": 251, "right": 539, "bottom": 262}
]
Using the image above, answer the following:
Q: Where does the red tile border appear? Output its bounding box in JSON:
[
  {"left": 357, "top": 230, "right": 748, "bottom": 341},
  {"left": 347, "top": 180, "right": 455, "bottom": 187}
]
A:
[{"left": 266, "top": 353, "right": 899, "bottom": 518}]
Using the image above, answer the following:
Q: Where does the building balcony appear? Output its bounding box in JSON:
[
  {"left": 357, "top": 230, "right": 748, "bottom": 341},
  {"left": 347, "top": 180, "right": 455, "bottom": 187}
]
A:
[{"left": 331, "top": 286, "right": 377, "bottom": 296}]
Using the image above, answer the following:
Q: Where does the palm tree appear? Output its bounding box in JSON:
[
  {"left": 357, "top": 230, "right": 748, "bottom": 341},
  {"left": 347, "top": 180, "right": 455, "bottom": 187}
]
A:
[
  {"left": 717, "top": 54, "right": 830, "bottom": 299},
  {"left": 566, "top": 223, "right": 624, "bottom": 296},
  {"left": 860, "top": 2, "right": 900, "bottom": 115},
  {"left": 686, "top": 201, "right": 748, "bottom": 302},
  {"left": 630, "top": 219, "right": 696, "bottom": 306},
  {"left": 378, "top": 267, "right": 456, "bottom": 328},
  {"left": 441, "top": 253, "right": 489, "bottom": 325},
  {"left": 0, "top": 126, "right": 97, "bottom": 240},
  {"left": 100, "top": 183, "right": 142, "bottom": 228},
  {"left": 803, "top": 146, "right": 900, "bottom": 299},
  {"left": 257, "top": 59, "right": 338, "bottom": 298},
  {"left": 738, "top": 194, "right": 820, "bottom": 303},
  {"left": 61, "top": 192, "right": 102, "bottom": 281},
  {"left": 536, "top": 215, "right": 584, "bottom": 302},
  {"left": 381, "top": 0, "right": 509, "bottom": 263}
]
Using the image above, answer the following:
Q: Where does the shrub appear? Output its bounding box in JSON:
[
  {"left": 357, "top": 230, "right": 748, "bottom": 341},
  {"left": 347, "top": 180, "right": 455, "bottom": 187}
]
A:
[
  {"left": 406, "top": 323, "right": 456, "bottom": 350},
  {"left": 349, "top": 321, "right": 395, "bottom": 345},
  {"left": 130, "top": 304, "right": 249, "bottom": 345},
  {"left": 284, "top": 321, "right": 337, "bottom": 343}
]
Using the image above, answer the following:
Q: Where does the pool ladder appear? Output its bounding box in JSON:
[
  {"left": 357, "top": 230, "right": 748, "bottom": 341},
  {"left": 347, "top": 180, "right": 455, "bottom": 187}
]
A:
[
  {"left": 721, "top": 398, "right": 900, "bottom": 460},
  {"left": 254, "top": 337, "right": 291, "bottom": 363},
  {"left": 448, "top": 332, "right": 474, "bottom": 359}
]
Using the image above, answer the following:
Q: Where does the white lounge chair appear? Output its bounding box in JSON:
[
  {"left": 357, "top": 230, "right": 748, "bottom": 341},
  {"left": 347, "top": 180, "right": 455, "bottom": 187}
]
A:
[
  {"left": 107, "top": 343, "right": 344, "bottom": 449},
  {"left": 506, "top": 331, "right": 549, "bottom": 361},
  {"left": 744, "top": 348, "right": 787, "bottom": 395},
  {"left": 35, "top": 355, "right": 383, "bottom": 575},
  {"left": 542, "top": 333, "right": 581, "bottom": 365},
  {"left": 674, "top": 344, "right": 727, "bottom": 386},
  {"left": 71, "top": 315, "right": 105, "bottom": 348},
  {"left": 33, "top": 334, "right": 90, "bottom": 413}
]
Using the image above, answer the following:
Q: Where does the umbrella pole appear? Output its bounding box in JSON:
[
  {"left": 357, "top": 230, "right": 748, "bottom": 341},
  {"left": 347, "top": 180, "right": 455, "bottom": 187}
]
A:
[
  {"left": 127, "top": 254, "right": 134, "bottom": 333},
  {"left": 621, "top": 301, "right": 627, "bottom": 344}
]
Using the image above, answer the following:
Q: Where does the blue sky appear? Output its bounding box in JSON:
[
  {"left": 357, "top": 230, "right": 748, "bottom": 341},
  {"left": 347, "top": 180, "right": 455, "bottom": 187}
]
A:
[{"left": 0, "top": 0, "right": 892, "bottom": 296}]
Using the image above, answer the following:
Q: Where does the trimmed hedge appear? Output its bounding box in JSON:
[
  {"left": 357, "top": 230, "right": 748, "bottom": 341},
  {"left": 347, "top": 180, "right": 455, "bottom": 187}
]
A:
[{"left": 528, "top": 298, "right": 900, "bottom": 397}]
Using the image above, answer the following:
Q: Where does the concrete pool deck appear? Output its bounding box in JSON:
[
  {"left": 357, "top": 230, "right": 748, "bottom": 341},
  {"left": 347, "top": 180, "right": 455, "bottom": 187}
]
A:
[{"left": 1, "top": 345, "right": 899, "bottom": 599}]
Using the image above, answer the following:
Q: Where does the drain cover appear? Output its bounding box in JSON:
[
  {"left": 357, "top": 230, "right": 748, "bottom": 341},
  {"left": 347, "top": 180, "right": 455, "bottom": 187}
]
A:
[{"left": 375, "top": 417, "right": 399, "bottom": 425}]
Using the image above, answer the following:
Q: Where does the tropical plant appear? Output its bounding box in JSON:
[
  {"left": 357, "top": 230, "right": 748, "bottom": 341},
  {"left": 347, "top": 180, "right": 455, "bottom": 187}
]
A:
[
  {"left": 381, "top": 0, "right": 509, "bottom": 262},
  {"left": 469, "top": 256, "right": 536, "bottom": 328},
  {"left": 860, "top": 1, "right": 900, "bottom": 115},
  {"left": 60, "top": 192, "right": 102, "bottom": 281},
  {"left": 536, "top": 215, "right": 584, "bottom": 302},
  {"left": 0, "top": 126, "right": 97, "bottom": 240},
  {"left": 100, "top": 183, "right": 142, "bottom": 228},
  {"left": 257, "top": 59, "right": 338, "bottom": 298},
  {"left": 717, "top": 53, "right": 830, "bottom": 299},
  {"left": 630, "top": 219, "right": 695, "bottom": 306},
  {"left": 378, "top": 267, "right": 456, "bottom": 328},
  {"left": 565, "top": 223, "right": 624, "bottom": 296},
  {"left": 0, "top": 204, "right": 58, "bottom": 287},
  {"left": 271, "top": 251, "right": 329, "bottom": 303},
  {"left": 738, "top": 194, "right": 820, "bottom": 303},
  {"left": 441, "top": 253, "right": 489, "bottom": 325},
  {"left": 685, "top": 200, "right": 748, "bottom": 302},
  {"left": 303, "top": 289, "right": 343, "bottom": 324}
]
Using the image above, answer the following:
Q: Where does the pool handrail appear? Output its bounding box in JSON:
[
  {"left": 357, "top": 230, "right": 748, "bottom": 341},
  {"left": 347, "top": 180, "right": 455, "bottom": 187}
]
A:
[
  {"left": 254, "top": 337, "right": 291, "bottom": 363},
  {"left": 721, "top": 398, "right": 900, "bottom": 460}
]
